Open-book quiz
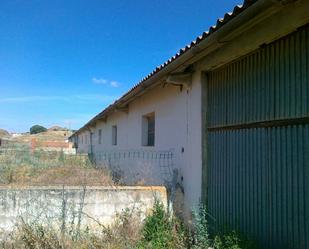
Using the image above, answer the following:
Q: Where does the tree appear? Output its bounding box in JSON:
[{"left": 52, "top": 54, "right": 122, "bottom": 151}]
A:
[{"left": 30, "top": 125, "right": 47, "bottom": 134}]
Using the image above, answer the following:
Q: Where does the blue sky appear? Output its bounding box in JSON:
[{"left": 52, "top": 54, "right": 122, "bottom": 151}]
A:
[{"left": 0, "top": 0, "right": 240, "bottom": 132}]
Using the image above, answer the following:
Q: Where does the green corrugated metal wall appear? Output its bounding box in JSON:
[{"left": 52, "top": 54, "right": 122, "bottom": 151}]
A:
[{"left": 204, "top": 25, "right": 309, "bottom": 249}]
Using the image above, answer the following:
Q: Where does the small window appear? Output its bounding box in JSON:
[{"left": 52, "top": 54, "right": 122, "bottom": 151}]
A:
[
  {"left": 81, "top": 135, "right": 83, "bottom": 144},
  {"left": 98, "top": 129, "right": 102, "bottom": 144},
  {"left": 142, "top": 112, "right": 155, "bottom": 146},
  {"left": 112, "top": 125, "right": 117, "bottom": 145}
]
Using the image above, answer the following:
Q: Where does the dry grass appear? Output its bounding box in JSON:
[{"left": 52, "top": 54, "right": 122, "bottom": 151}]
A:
[
  {"left": 0, "top": 148, "right": 113, "bottom": 186},
  {"left": 0, "top": 129, "right": 10, "bottom": 138},
  {"left": 1, "top": 209, "right": 144, "bottom": 249},
  {"left": 2, "top": 164, "right": 113, "bottom": 187},
  {"left": 11, "top": 130, "right": 71, "bottom": 144}
]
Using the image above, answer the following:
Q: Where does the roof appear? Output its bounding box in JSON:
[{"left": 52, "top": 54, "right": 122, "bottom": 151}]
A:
[{"left": 71, "top": 0, "right": 259, "bottom": 137}]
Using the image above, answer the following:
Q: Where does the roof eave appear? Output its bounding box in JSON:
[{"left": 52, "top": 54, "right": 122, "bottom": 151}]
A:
[{"left": 70, "top": 0, "right": 276, "bottom": 138}]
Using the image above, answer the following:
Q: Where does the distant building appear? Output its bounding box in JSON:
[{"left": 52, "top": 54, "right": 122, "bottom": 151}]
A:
[
  {"left": 70, "top": 1, "right": 309, "bottom": 248},
  {"left": 30, "top": 138, "right": 76, "bottom": 155},
  {"left": 11, "top": 133, "right": 22, "bottom": 138}
]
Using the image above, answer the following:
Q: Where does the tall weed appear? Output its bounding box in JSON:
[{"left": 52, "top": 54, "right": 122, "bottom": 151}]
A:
[
  {"left": 137, "top": 200, "right": 187, "bottom": 249},
  {"left": 190, "top": 204, "right": 259, "bottom": 249}
]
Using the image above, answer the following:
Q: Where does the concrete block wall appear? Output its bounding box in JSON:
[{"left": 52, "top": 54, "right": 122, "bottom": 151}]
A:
[{"left": 0, "top": 186, "right": 167, "bottom": 236}]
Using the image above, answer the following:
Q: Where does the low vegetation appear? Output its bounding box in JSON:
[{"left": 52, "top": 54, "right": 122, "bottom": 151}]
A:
[
  {"left": 0, "top": 146, "right": 113, "bottom": 186},
  {"left": 190, "top": 205, "right": 259, "bottom": 249},
  {"left": 1, "top": 209, "right": 143, "bottom": 249},
  {"left": 0, "top": 200, "right": 258, "bottom": 249},
  {"left": 136, "top": 201, "right": 187, "bottom": 249}
]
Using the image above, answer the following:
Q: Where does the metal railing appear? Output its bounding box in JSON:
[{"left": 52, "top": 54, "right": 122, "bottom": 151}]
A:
[{"left": 91, "top": 149, "right": 175, "bottom": 186}]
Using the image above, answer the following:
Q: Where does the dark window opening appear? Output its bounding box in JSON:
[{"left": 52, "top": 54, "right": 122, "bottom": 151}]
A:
[
  {"left": 142, "top": 113, "right": 155, "bottom": 146},
  {"left": 98, "top": 129, "right": 102, "bottom": 144},
  {"left": 112, "top": 125, "right": 117, "bottom": 145}
]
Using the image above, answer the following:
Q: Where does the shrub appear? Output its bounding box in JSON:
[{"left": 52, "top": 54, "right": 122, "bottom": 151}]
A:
[
  {"left": 137, "top": 200, "right": 187, "bottom": 249},
  {"left": 190, "top": 204, "right": 260, "bottom": 249},
  {"left": 30, "top": 125, "right": 47, "bottom": 134},
  {"left": 191, "top": 204, "right": 211, "bottom": 249},
  {"left": 213, "top": 231, "right": 260, "bottom": 249},
  {"left": 138, "top": 201, "right": 173, "bottom": 248}
]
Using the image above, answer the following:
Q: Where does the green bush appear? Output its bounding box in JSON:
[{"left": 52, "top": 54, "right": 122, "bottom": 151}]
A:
[
  {"left": 213, "top": 230, "right": 259, "bottom": 249},
  {"left": 138, "top": 201, "right": 173, "bottom": 248},
  {"left": 30, "top": 125, "right": 47, "bottom": 134},
  {"left": 137, "top": 200, "right": 187, "bottom": 249}
]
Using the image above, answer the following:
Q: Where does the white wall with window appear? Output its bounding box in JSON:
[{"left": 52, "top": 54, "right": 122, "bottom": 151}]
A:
[
  {"left": 76, "top": 130, "right": 91, "bottom": 153},
  {"left": 76, "top": 70, "right": 202, "bottom": 209}
]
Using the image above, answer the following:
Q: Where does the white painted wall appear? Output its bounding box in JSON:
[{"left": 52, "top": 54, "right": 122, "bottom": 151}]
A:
[
  {"left": 75, "top": 71, "right": 202, "bottom": 209},
  {"left": 0, "top": 186, "right": 167, "bottom": 235},
  {"left": 76, "top": 131, "right": 90, "bottom": 154}
]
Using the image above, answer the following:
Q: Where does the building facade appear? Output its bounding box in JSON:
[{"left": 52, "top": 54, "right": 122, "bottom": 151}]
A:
[
  {"left": 71, "top": 0, "right": 309, "bottom": 248},
  {"left": 73, "top": 72, "right": 203, "bottom": 209}
]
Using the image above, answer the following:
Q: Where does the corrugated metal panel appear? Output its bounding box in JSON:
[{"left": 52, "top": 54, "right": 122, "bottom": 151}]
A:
[
  {"left": 205, "top": 26, "right": 309, "bottom": 249},
  {"left": 207, "top": 126, "right": 309, "bottom": 249},
  {"left": 207, "top": 25, "right": 309, "bottom": 128}
]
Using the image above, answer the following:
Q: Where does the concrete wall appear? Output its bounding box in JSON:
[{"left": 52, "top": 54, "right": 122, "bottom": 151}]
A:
[
  {"left": 0, "top": 186, "right": 167, "bottom": 236},
  {"left": 75, "top": 71, "right": 202, "bottom": 209}
]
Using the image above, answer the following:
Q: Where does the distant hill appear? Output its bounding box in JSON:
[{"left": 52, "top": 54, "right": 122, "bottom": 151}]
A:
[
  {"left": 12, "top": 128, "right": 72, "bottom": 144},
  {"left": 48, "top": 126, "right": 68, "bottom": 131},
  {"left": 0, "top": 129, "right": 10, "bottom": 138}
]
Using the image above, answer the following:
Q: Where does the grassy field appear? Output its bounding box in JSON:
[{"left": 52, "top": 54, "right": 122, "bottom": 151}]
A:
[
  {"left": 0, "top": 127, "right": 99, "bottom": 187},
  {"left": 0, "top": 148, "right": 113, "bottom": 186}
]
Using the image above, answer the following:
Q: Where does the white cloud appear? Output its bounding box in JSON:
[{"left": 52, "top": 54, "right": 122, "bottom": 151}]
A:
[
  {"left": 92, "top": 77, "right": 107, "bottom": 84},
  {"left": 110, "top": 81, "right": 120, "bottom": 88},
  {"left": 92, "top": 77, "right": 120, "bottom": 88}
]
